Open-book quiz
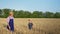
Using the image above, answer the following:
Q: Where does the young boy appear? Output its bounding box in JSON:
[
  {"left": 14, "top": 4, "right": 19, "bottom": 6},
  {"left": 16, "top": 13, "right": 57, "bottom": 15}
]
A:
[
  {"left": 7, "top": 11, "right": 14, "bottom": 32},
  {"left": 28, "top": 19, "right": 33, "bottom": 30}
]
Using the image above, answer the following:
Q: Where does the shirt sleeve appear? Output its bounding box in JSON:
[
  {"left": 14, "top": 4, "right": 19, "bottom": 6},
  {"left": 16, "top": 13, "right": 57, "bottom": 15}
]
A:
[{"left": 6, "top": 17, "right": 10, "bottom": 23}]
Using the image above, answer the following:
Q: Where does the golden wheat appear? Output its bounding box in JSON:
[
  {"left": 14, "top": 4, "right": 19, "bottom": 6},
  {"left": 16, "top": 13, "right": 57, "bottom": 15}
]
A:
[{"left": 0, "top": 18, "right": 60, "bottom": 34}]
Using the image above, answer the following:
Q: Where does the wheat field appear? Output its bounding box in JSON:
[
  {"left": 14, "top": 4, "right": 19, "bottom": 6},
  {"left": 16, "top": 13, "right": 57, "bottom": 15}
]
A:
[{"left": 0, "top": 18, "right": 60, "bottom": 34}]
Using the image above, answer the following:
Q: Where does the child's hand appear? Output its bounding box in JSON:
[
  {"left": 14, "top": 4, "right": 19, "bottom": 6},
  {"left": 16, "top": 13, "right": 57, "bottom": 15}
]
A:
[{"left": 7, "top": 24, "right": 10, "bottom": 30}]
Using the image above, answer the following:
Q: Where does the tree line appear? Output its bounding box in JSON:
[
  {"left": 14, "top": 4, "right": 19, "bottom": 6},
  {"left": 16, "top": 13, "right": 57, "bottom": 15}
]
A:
[{"left": 0, "top": 8, "right": 60, "bottom": 18}]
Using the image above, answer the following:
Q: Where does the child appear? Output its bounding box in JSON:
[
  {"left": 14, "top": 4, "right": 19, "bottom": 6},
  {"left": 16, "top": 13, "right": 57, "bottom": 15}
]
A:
[
  {"left": 28, "top": 19, "right": 33, "bottom": 30},
  {"left": 7, "top": 11, "right": 14, "bottom": 32}
]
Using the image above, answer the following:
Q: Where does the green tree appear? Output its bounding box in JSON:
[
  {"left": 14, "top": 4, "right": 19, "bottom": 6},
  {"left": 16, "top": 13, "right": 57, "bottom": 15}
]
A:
[
  {"left": 39, "top": 11, "right": 44, "bottom": 18},
  {"left": 44, "top": 11, "right": 54, "bottom": 18},
  {"left": 18, "top": 10, "right": 25, "bottom": 18},
  {"left": 0, "top": 8, "right": 60, "bottom": 18},
  {"left": 54, "top": 12, "right": 60, "bottom": 18},
  {"left": 13, "top": 10, "right": 17, "bottom": 18},
  {"left": 32, "top": 11, "right": 40, "bottom": 18},
  {"left": 24, "top": 11, "right": 31, "bottom": 18},
  {"left": 3, "top": 8, "right": 11, "bottom": 18},
  {"left": 0, "top": 9, "right": 2, "bottom": 17}
]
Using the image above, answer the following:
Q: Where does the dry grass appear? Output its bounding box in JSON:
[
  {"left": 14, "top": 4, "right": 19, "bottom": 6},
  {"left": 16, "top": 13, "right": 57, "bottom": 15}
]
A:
[{"left": 0, "top": 18, "right": 60, "bottom": 34}]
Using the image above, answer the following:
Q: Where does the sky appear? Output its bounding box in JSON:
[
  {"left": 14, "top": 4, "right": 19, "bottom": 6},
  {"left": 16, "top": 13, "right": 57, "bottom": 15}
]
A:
[{"left": 0, "top": 0, "right": 60, "bottom": 12}]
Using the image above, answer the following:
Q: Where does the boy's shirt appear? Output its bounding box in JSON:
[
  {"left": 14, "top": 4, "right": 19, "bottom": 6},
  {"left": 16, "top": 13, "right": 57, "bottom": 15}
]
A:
[
  {"left": 28, "top": 23, "right": 33, "bottom": 26},
  {"left": 7, "top": 16, "right": 14, "bottom": 23}
]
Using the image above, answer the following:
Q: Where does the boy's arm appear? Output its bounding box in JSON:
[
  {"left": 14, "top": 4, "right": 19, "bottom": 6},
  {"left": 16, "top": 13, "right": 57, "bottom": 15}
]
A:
[
  {"left": 7, "top": 17, "right": 10, "bottom": 29},
  {"left": 7, "top": 17, "right": 9, "bottom": 24}
]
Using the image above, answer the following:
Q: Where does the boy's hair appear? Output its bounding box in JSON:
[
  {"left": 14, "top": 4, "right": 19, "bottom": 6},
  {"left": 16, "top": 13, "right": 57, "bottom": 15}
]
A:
[
  {"left": 28, "top": 19, "right": 30, "bottom": 21},
  {"left": 9, "top": 11, "right": 13, "bottom": 15}
]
